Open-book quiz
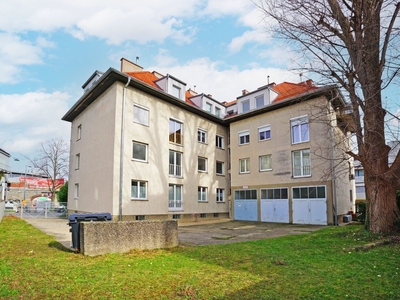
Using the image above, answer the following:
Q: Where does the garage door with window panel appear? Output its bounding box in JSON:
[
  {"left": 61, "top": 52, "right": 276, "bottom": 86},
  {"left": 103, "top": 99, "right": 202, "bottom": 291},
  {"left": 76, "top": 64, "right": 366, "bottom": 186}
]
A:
[
  {"left": 292, "top": 186, "right": 327, "bottom": 225},
  {"left": 234, "top": 189, "right": 258, "bottom": 221},
  {"left": 260, "top": 188, "right": 289, "bottom": 223}
]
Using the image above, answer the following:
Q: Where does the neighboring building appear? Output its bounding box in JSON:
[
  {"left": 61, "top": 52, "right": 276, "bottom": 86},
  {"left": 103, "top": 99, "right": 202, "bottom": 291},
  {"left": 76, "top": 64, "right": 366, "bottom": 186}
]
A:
[
  {"left": 354, "top": 141, "right": 400, "bottom": 201},
  {"left": 62, "top": 57, "right": 355, "bottom": 224},
  {"left": 0, "top": 148, "right": 11, "bottom": 174}
]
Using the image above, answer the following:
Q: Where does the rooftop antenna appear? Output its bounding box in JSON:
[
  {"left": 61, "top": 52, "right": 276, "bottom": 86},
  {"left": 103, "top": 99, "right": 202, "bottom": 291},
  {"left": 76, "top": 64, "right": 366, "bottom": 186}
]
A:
[
  {"left": 194, "top": 85, "right": 196, "bottom": 91},
  {"left": 267, "top": 75, "right": 270, "bottom": 85},
  {"left": 299, "top": 73, "right": 303, "bottom": 83},
  {"left": 136, "top": 56, "right": 139, "bottom": 64}
]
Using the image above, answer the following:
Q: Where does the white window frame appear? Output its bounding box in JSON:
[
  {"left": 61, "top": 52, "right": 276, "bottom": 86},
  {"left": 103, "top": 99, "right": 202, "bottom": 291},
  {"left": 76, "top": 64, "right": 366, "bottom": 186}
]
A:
[
  {"left": 256, "top": 95, "right": 264, "bottom": 108},
  {"left": 198, "top": 157, "right": 207, "bottom": 172},
  {"left": 259, "top": 154, "right": 272, "bottom": 171},
  {"left": 216, "top": 188, "right": 225, "bottom": 202},
  {"left": 198, "top": 186, "right": 207, "bottom": 202},
  {"left": 131, "top": 180, "right": 147, "bottom": 200},
  {"left": 242, "top": 100, "right": 250, "bottom": 113},
  {"left": 74, "top": 183, "right": 79, "bottom": 200},
  {"left": 292, "top": 149, "right": 311, "bottom": 177},
  {"left": 132, "top": 141, "right": 148, "bottom": 162},
  {"left": 169, "top": 150, "right": 183, "bottom": 177},
  {"left": 206, "top": 102, "right": 212, "bottom": 113},
  {"left": 169, "top": 184, "right": 183, "bottom": 210},
  {"left": 291, "top": 115, "right": 309, "bottom": 144},
  {"left": 216, "top": 161, "right": 225, "bottom": 175},
  {"left": 258, "top": 125, "right": 271, "bottom": 141},
  {"left": 239, "top": 158, "right": 250, "bottom": 174},
  {"left": 169, "top": 119, "right": 183, "bottom": 145},
  {"left": 216, "top": 135, "right": 224, "bottom": 149},
  {"left": 133, "top": 104, "right": 149, "bottom": 126},
  {"left": 238, "top": 130, "right": 250, "bottom": 145},
  {"left": 75, "top": 153, "right": 80, "bottom": 170},
  {"left": 77, "top": 125, "right": 82, "bottom": 141},
  {"left": 215, "top": 107, "right": 221, "bottom": 117},
  {"left": 197, "top": 128, "right": 207, "bottom": 144},
  {"left": 172, "top": 85, "right": 181, "bottom": 99}
]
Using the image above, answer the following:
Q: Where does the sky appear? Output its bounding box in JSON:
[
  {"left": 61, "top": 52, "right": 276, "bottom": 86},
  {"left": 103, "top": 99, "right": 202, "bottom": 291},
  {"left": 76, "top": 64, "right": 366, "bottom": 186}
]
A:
[{"left": 1, "top": 0, "right": 399, "bottom": 173}]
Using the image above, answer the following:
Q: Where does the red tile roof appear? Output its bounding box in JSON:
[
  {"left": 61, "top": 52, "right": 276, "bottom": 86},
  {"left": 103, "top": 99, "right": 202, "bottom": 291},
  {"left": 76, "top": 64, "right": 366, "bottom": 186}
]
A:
[
  {"left": 272, "top": 80, "right": 318, "bottom": 103},
  {"left": 125, "top": 71, "right": 161, "bottom": 89}
]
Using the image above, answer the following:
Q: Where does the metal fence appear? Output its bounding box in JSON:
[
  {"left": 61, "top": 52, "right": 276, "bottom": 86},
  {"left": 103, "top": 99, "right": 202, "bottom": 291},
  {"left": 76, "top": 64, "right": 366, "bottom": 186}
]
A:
[{"left": 17, "top": 201, "right": 68, "bottom": 219}]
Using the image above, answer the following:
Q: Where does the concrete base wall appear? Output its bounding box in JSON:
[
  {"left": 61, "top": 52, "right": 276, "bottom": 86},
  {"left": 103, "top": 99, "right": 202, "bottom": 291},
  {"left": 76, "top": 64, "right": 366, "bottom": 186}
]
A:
[
  {"left": 80, "top": 220, "right": 178, "bottom": 256},
  {"left": 0, "top": 201, "right": 4, "bottom": 222}
]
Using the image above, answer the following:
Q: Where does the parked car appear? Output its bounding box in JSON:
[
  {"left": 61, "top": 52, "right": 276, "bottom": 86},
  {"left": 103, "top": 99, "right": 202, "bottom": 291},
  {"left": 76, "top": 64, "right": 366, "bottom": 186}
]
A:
[
  {"left": 4, "top": 201, "right": 17, "bottom": 212},
  {"left": 55, "top": 205, "right": 65, "bottom": 213}
]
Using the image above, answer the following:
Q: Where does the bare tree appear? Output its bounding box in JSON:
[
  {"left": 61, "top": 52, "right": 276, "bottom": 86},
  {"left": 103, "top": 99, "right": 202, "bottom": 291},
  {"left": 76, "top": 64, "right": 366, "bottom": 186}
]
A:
[
  {"left": 258, "top": 0, "right": 400, "bottom": 233},
  {"left": 30, "top": 138, "right": 69, "bottom": 201}
]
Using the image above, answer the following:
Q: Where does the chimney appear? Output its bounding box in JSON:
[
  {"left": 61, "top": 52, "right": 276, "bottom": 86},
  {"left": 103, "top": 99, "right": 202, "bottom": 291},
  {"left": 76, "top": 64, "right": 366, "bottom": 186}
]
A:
[
  {"left": 120, "top": 57, "right": 143, "bottom": 73},
  {"left": 242, "top": 89, "right": 249, "bottom": 95},
  {"left": 305, "top": 79, "right": 313, "bottom": 86}
]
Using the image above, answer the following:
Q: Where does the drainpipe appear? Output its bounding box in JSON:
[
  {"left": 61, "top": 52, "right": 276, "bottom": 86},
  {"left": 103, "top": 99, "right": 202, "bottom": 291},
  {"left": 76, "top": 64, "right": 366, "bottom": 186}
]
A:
[
  {"left": 329, "top": 99, "right": 338, "bottom": 225},
  {"left": 119, "top": 76, "right": 131, "bottom": 221}
]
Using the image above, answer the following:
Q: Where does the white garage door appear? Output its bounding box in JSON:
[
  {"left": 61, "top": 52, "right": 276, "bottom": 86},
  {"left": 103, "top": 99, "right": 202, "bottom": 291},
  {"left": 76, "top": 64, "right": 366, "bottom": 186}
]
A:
[
  {"left": 292, "top": 186, "right": 327, "bottom": 225},
  {"left": 260, "top": 188, "right": 289, "bottom": 223},
  {"left": 234, "top": 189, "right": 258, "bottom": 221}
]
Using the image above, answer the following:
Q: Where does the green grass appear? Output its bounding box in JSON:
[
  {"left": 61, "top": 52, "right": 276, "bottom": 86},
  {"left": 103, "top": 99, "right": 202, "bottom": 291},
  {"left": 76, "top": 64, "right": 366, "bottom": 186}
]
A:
[{"left": 0, "top": 216, "right": 399, "bottom": 299}]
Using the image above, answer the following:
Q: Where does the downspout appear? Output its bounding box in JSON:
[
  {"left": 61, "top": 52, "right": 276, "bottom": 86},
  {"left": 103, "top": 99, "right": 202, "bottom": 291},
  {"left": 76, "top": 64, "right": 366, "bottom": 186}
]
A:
[
  {"left": 119, "top": 76, "right": 131, "bottom": 221},
  {"left": 329, "top": 99, "right": 338, "bottom": 225}
]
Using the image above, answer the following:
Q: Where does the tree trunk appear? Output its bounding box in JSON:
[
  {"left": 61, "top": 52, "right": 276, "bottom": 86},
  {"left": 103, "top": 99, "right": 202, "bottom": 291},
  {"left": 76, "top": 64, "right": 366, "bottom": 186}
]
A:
[{"left": 365, "top": 174, "right": 399, "bottom": 233}]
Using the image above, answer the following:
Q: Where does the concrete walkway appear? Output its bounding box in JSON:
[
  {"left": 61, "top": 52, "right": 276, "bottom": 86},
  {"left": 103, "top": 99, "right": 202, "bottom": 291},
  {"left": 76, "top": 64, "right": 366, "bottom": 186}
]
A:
[{"left": 23, "top": 217, "right": 327, "bottom": 251}]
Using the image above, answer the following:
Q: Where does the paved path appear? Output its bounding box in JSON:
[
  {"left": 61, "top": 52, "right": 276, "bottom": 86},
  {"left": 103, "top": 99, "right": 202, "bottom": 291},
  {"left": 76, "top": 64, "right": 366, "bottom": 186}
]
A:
[{"left": 24, "top": 217, "right": 326, "bottom": 251}]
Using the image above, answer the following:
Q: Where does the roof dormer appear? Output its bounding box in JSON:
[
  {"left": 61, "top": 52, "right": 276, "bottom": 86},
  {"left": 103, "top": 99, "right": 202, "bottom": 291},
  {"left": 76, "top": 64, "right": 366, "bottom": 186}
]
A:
[{"left": 154, "top": 74, "right": 187, "bottom": 101}]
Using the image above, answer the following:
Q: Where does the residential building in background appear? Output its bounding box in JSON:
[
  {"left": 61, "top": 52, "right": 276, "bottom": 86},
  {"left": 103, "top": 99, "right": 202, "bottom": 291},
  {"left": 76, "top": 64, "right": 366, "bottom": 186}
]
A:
[{"left": 63, "top": 58, "right": 355, "bottom": 224}]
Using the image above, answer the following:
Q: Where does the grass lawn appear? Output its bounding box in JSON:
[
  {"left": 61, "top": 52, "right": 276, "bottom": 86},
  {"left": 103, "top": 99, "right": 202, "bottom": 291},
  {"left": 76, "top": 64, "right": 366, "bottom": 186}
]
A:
[{"left": 0, "top": 216, "right": 399, "bottom": 300}]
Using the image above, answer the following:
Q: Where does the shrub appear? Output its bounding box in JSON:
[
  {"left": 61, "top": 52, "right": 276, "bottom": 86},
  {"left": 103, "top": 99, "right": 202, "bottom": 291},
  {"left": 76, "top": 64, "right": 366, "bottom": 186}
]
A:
[{"left": 356, "top": 201, "right": 366, "bottom": 224}]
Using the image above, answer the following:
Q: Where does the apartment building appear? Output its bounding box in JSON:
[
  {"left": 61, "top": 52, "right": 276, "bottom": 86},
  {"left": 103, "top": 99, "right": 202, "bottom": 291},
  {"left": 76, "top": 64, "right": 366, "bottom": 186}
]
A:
[{"left": 63, "top": 58, "right": 355, "bottom": 224}]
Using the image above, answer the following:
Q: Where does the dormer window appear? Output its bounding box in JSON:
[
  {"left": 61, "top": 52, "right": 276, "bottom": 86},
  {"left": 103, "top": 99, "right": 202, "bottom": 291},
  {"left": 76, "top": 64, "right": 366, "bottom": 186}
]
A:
[
  {"left": 242, "top": 100, "right": 250, "bottom": 113},
  {"left": 172, "top": 85, "right": 181, "bottom": 99},
  {"left": 206, "top": 102, "right": 212, "bottom": 113},
  {"left": 256, "top": 95, "right": 264, "bottom": 108}
]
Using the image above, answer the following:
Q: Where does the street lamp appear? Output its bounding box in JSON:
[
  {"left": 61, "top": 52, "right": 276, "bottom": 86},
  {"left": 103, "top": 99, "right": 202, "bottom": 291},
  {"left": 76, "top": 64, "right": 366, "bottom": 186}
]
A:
[{"left": 23, "top": 165, "right": 32, "bottom": 201}]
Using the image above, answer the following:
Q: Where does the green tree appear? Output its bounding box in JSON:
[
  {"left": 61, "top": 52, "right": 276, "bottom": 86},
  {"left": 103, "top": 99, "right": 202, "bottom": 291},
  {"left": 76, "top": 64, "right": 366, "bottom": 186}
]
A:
[
  {"left": 57, "top": 181, "right": 68, "bottom": 203},
  {"left": 259, "top": 0, "right": 400, "bottom": 234}
]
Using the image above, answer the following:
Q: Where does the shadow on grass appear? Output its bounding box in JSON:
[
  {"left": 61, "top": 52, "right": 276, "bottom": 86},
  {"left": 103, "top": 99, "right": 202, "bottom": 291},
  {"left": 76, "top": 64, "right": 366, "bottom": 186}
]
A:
[{"left": 48, "top": 241, "right": 73, "bottom": 253}]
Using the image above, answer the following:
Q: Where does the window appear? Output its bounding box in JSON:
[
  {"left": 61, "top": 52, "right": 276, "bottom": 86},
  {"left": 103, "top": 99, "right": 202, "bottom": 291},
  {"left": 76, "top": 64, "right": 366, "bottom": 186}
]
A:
[
  {"left": 291, "top": 116, "right": 309, "bottom": 144},
  {"left": 216, "top": 161, "right": 224, "bottom": 175},
  {"left": 135, "top": 215, "right": 146, "bottom": 220},
  {"left": 261, "top": 188, "right": 288, "bottom": 200},
  {"left": 355, "top": 169, "right": 364, "bottom": 177},
  {"left": 356, "top": 186, "right": 365, "bottom": 194},
  {"left": 258, "top": 125, "right": 271, "bottom": 141},
  {"left": 215, "top": 107, "right": 221, "bottom": 117},
  {"left": 198, "top": 129, "right": 207, "bottom": 143},
  {"left": 172, "top": 214, "right": 181, "bottom": 219},
  {"left": 206, "top": 102, "right": 212, "bottom": 113},
  {"left": 240, "top": 158, "right": 250, "bottom": 174},
  {"left": 169, "top": 119, "right": 183, "bottom": 145},
  {"left": 259, "top": 155, "right": 272, "bottom": 171},
  {"left": 169, "top": 151, "right": 182, "bottom": 177},
  {"left": 200, "top": 213, "right": 206, "bottom": 218},
  {"left": 216, "top": 135, "right": 224, "bottom": 149},
  {"left": 292, "top": 186, "right": 325, "bottom": 199},
  {"left": 169, "top": 184, "right": 182, "bottom": 209},
  {"left": 216, "top": 188, "right": 224, "bottom": 202},
  {"left": 75, "top": 153, "right": 80, "bottom": 170},
  {"left": 198, "top": 187, "right": 207, "bottom": 202},
  {"left": 239, "top": 130, "right": 250, "bottom": 145},
  {"left": 132, "top": 141, "right": 147, "bottom": 162},
  {"left": 256, "top": 95, "right": 264, "bottom": 108},
  {"left": 131, "top": 180, "right": 147, "bottom": 200},
  {"left": 234, "top": 189, "right": 257, "bottom": 200},
  {"left": 198, "top": 157, "right": 207, "bottom": 172},
  {"left": 242, "top": 100, "right": 250, "bottom": 113},
  {"left": 74, "top": 184, "right": 79, "bottom": 200},
  {"left": 293, "top": 149, "right": 311, "bottom": 177},
  {"left": 172, "top": 85, "right": 181, "bottom": 98},
  {"left": 77, "top": 125, "right": 82, "bottom": 141},
  {"left": 133, "top": 104, "right": 149, "bottom": 126}
]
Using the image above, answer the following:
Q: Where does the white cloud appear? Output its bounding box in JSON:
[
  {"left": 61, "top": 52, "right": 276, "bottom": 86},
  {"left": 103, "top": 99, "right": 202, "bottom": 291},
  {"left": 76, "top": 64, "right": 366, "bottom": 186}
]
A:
[
  {"left": 0, "top": 33, "right": 44, "bottom": 83},
  {"left": 149, "top": 52, "right": 299, "bottom": 102},
  {"left": 0, "top": 91, "right": 71, "bottom": 156}
]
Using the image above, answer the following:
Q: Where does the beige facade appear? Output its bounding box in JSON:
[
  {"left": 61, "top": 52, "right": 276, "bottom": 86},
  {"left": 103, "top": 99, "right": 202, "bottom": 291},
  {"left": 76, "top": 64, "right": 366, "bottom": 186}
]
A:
[
  {"left": 64, "top": 73, "right": 230, "bottom": 222},
  {"left": 63, "top": 62, "right": 355, "bottom": 224},
  {"left": 227, "top": 93, "right": 355, "bottom": 225}
]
